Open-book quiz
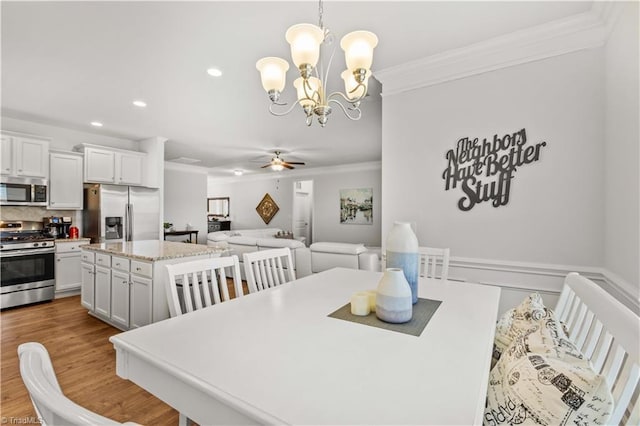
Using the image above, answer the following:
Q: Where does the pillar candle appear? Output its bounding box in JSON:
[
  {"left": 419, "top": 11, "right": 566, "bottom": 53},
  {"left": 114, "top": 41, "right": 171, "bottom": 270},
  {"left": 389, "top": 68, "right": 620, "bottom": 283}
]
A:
[
  {"left": 365, "top": 290, "right": 377, "bottom": 312},
  {"left": 350, "top": 292, "right": 371, "bottom": 316}
]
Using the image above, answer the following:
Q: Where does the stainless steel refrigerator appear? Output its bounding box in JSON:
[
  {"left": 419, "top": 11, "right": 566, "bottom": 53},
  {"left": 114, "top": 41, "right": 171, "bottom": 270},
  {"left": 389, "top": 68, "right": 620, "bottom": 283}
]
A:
[{"left": 83, "top": 184, "right": 160, "bottom": 243}]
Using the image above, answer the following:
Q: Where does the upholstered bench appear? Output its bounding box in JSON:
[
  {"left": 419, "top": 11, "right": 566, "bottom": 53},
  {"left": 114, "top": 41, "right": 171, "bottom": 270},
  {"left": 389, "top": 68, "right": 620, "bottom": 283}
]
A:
[{"left": 310, "top": 242, "right": 378, "bottom": 273}]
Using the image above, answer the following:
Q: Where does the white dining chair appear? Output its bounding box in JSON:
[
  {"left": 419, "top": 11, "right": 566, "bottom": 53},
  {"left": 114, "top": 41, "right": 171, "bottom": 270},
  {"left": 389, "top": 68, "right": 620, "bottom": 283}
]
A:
[
  {"left": 18, "top": 342, "right": 139, "bottom": 426},
  {"left": 243, "top": 247, "right": 296, "bottom": 293},
  {"left": 418, "top": 246, "right": 450, "bottom": 281},
  {"left": 165, "top": 255, "right": 243, "bottom": 317}
]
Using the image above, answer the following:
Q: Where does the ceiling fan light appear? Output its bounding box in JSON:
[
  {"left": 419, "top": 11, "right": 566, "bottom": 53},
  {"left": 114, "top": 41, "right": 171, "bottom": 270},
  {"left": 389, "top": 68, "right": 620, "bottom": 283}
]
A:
[
  {"left": 271, "top": 164, "right": 285, "bottom": 172},
  {"left": 341, "top": 69, "right": 370, "bottom": 100},
  {"left": 285, "top": 23, "right": 324, "bottom": 69},
  {"left": 294, "top": 76, "right": 321, "bottom": 107},
  {"left": 256, "top": 57, "right": 290, "bottom": 92},
  {"left": 340, "top": 30, "right": 378, "bottom": 72}
]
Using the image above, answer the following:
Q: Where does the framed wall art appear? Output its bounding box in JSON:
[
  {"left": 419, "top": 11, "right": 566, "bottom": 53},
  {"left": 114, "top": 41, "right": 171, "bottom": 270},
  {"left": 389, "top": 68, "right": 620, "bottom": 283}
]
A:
[
  {"left": 256, "top": 193, "right": 279, "bottom": 224},
  {"left": 340, "top": 188, "right": 373, "bottom": 225}
]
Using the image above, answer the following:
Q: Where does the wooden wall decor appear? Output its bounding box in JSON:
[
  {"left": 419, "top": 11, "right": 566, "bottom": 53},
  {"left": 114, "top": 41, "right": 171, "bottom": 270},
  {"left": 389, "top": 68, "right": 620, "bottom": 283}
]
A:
[
  {"left": 442, "top": 128, "right": 547, "bottom": 211},
  {"left": 256, "top": 193, "right": 279, "bottom": 224}
]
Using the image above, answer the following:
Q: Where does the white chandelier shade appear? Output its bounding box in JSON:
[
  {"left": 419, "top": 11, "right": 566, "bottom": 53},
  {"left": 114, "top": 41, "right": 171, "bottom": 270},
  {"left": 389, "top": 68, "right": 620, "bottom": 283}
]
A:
[
  {"left": 340, "top": 31, "right": 378, "bottom": 71},
  {"left": 256, "top": 57, "right": 290, "bottom": 92},
  {"left": 255, "top": 0, "right": 378, "bottom": 127},
  {"left": 285, "top": 24, "right": 324, "bottom": 69}
]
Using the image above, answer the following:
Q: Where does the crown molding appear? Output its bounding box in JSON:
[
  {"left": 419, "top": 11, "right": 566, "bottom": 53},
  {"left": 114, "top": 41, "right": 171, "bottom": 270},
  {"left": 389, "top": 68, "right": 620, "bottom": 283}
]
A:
[
  {"left": 207, "top": 161, "right": 381, "bottom": 184},
  {"left": 375, "top": 7, "right": 610, "bottom": 97},
  {"left": 164, "top": 161, "right": 210, "bottom": 175}
]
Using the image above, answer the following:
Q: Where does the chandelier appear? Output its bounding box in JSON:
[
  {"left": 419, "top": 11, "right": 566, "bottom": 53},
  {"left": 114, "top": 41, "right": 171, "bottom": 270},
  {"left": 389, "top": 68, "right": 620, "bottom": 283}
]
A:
[{"left": 255, "top": 0, "right": 378, "bottom": 127}]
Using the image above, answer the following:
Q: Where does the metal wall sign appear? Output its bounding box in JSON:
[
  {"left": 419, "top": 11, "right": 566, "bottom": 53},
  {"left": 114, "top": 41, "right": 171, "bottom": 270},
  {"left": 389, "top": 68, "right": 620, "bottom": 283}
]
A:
[{"left": 442, "top": 128, "right": 547, "bottom": 211}]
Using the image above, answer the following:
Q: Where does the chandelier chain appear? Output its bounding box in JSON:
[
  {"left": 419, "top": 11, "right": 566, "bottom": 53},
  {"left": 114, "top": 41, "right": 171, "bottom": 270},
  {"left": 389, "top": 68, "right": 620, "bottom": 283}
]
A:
[{"left": 318, "top": 0, "right": 324, "bottom": 30}]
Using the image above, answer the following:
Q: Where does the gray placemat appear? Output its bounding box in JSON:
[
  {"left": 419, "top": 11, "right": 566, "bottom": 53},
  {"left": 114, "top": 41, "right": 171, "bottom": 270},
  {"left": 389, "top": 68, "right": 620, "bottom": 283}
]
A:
[{"left": 328, "top": 298, "right": 442, "bottom": 337}]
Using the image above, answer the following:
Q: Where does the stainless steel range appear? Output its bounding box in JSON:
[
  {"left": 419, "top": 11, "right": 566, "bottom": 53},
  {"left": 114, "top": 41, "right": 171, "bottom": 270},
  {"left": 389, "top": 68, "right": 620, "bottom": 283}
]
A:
[{"left": 0, "top": 221, "right": 55, "bottom": 309}]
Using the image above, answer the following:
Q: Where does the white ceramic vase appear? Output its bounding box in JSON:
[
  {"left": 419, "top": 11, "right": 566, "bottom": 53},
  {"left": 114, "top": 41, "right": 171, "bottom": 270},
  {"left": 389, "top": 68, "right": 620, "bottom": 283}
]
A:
[
  {"left": 385, "top": 222, "right": 419, "bottom": 304},
  {"left": 375, "top": 268, "right": 412, "bottom": 323}
]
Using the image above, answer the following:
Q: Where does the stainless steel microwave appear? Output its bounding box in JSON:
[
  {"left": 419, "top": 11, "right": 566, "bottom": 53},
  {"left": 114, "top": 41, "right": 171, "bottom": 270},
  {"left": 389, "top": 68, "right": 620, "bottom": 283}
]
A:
[{"left": 0, "top": 177, "right": 48, "bottom": 206}]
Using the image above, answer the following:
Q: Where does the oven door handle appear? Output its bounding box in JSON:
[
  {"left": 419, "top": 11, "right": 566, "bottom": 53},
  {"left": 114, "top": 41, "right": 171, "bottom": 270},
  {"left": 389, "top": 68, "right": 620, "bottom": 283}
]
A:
[{"left": 0, "top": 247, "right": 55, "bottom": 257}]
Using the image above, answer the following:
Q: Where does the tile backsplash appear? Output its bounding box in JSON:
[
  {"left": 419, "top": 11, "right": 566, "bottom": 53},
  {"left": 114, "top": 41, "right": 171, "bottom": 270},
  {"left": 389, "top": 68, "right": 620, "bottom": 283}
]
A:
[{"left": 0, "top": 206, "right": 81, "bottom": 224}]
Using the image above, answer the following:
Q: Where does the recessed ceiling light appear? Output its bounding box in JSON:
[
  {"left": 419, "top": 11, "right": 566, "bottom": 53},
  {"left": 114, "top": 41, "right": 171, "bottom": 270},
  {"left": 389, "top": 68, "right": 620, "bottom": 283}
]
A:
[
  {"left": 233, "top": 170, "right": 243, "bottom": 176},
  {"left": 133, "top": 100, "right": 147, "bottom": 108},
  {"left": 207, "top": 68, "right": 223, "bottom": 77},
  {"left": 90, "top": 121, "right": 103, "bottom": 127}
]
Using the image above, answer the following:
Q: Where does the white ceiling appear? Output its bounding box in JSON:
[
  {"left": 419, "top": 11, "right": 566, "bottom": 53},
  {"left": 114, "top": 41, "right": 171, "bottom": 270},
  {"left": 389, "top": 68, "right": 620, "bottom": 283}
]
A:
[{"left": 1, "top": 1, "right": 591, "bottom": 177}]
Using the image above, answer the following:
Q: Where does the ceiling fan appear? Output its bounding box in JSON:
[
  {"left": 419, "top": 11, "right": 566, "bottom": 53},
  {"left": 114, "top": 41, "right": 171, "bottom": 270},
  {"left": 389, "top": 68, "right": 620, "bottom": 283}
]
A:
[{"left": 261, "top": 151, "right": 306, "bottom": 171}]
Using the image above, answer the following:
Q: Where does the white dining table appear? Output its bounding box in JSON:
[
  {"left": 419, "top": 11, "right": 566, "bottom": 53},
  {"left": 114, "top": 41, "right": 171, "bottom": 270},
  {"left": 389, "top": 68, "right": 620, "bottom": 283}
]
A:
[{"left": 110, "top": 267, "right": 500, "bottom": 425}]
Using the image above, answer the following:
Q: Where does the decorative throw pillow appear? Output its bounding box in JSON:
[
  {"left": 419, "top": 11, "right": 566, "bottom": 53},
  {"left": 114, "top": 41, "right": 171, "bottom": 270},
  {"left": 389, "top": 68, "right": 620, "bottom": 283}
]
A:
[
  {"left": 484, "top": 323, "right": 612, "bottom": 425},
  {"left": 493, "top": 293, "right": 552, "bottom": 367}
]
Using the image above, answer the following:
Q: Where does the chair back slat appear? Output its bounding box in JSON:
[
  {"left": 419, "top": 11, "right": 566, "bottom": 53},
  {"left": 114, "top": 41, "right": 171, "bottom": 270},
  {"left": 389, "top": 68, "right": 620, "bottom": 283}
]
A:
[
  {"left": 190, "top": 271, "right": 204, "bottom": 310},
  {"left": 202, "top": 270, "right": 214, "bottom": 307},
  {"left": 417, "top": 247, "right": 450, "bottom": 281},
  {"left": 574, "top": 310, "right": 595, "bottom": 350},
  {"left": 555, "top": 272, "right": 640, "bottom": 425},
  {"left": 165, "top": 256, "right": 243, "bottom": 317},
  {"left": 243, "top": 248, "right": 296, "bottom": 293},
  {"left": 582, "top": 320, "right": 604, "bottom": 359}
]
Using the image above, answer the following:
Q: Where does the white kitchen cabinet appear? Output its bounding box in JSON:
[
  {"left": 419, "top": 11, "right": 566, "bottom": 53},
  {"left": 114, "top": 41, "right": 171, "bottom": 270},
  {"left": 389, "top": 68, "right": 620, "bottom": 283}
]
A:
[
  {"left": 49, "top": 151, "right": 83, "bottom": 209},
  {"left": 111, "top": 270, "right": 131, "bottom": 329},
  {"left": 117, "top": 151, "right": 144, "bottom": 185},
  {"left": 94, "top": 265, "right": 111, "bottom": 318},
  {"left": 55, "top": 240, "right": 87, "bottom": 293},
  {"left": 80, "top": 249, "right": 152, "bottom": 330},
  {"left": 1, "top": 132, "right": 50, "bottom": 178},
  {"left": 81, "top": 144, "right": 145, "bottom": 186},
  {"left": 1, "top": 135, "right": 12, "bottom": 174},
  {"left": 130, "top": 271, "right": 152, "bottom": 328},
  {"left": 80, "top": 262, "right": 95, "bottom": 310},
  {"left": 84, "top": 146, "right": 115, "bottom": 183}
]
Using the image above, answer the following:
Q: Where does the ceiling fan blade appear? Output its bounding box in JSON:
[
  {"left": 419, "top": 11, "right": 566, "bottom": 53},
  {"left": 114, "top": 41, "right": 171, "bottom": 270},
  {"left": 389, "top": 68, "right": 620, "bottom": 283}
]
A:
[
  {"left": 260, "top": 164, "right": 271, "bottom": 168},
  {"left": 285, "top": 161, "right": 305, "bottom": 165},
  {"left": 283, "top": 164, "right": 295, "bottom": 169}
]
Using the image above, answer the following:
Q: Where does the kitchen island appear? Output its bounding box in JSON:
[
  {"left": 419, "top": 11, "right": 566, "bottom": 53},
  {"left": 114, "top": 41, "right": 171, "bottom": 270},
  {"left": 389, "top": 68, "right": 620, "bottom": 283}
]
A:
[{"left": 81, "top": 240, "right": 226, "bottom": 330}]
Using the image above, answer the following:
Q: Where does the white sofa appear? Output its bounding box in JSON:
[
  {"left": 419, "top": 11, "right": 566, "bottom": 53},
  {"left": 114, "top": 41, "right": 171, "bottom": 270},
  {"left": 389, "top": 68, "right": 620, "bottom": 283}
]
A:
[
  {"left": 208, "top": 229, "right": 311, "bottom": 278},
  {"left": 207, "top": 229, "right": 379, "bottom": 278},
  {"left": 309, "top": 242, "right": 380, "bottom": 273}
]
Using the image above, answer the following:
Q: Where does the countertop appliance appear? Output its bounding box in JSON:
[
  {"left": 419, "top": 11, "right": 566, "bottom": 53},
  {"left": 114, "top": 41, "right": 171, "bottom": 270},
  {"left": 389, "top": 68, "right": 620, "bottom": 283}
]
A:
[
  {"left": 0, "top": 221, "right": 55, "bottom": 309},
  {"left": 0, "top": 176, "right": 47, "bottom": 206},
  {"left": 82, "top": 184, "right": 160, "bottom": 243},
  {"left": 44, "top": 216, "right": 72, "bottom": 239}
]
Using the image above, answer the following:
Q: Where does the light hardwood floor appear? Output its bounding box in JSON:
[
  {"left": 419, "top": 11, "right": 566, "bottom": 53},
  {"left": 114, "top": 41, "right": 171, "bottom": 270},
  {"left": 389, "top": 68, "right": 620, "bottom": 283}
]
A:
[{"left": 1, "top": 295, "right": 179, "bottom": 424}]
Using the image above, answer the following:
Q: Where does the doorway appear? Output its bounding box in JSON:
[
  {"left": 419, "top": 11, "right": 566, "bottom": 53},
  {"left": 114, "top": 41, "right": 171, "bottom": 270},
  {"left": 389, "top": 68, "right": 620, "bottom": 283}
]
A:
[{"left": 292, "top": 180, "right": 313, "bottom": 246}]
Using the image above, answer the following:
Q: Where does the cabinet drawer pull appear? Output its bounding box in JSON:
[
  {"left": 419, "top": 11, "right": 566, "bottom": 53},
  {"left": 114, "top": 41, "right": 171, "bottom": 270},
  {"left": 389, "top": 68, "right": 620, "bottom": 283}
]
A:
[{"left": 136, "top": 267, "right": 141, "bottom": 271}]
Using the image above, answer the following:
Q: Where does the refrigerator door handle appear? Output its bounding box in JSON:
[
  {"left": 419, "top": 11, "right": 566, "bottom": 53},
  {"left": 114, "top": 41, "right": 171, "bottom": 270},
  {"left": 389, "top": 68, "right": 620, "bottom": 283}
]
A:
[
  {"left": 128, "top": 203, "right": 134, "bottom": 241},
  {"left": 125, "top": 203, "right": 132, "bottom": 241}
]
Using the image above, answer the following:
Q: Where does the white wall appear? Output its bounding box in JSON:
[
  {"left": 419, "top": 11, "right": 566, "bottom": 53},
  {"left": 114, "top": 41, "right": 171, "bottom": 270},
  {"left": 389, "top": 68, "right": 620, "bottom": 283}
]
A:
[
  {"left": 604, "top": 2, "right": 639, "bottom": 290},
  {"left": 208, "top": 164, "right": 382, "bottom": 246},
  {"left": 383, "top": 49, "right": 605, "bottom": 268},
  {"left": 164, "top": 166, "right": 208, "bottom": 244}
]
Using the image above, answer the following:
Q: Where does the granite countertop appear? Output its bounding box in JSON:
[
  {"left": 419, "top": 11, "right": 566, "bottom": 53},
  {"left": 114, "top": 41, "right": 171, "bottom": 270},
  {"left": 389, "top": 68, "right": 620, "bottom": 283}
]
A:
[
  {"left": 55, "top": 237, "right": 92, "bottom": 242},
  {"left": 82, "top": 240, "right": 226, "bottom": 261}
]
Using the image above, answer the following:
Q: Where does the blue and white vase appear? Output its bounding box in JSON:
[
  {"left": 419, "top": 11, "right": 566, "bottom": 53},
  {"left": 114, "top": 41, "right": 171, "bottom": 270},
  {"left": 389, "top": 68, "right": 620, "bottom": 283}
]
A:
[
  {"left": 385, "top": 222, "right": 419, "bottom": 304},
  {"left": 375, "top": 268, "right": 412, "bottom": 323}
]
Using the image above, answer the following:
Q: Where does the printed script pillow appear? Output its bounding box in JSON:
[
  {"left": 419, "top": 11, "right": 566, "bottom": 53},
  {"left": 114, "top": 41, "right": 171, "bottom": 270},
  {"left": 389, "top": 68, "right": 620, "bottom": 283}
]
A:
[
  {"left": 493, "top": 293, "right": 552, "bottom": 367},
  {"left": 484, "top": 316, "right": 613, "bottom": 426}
]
